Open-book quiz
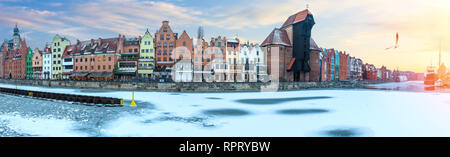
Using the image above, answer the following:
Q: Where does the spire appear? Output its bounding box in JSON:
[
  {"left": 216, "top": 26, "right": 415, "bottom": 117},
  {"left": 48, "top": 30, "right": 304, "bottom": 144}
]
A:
[{"left": 13, "top": 23, "right": 19, "bottom": 36}]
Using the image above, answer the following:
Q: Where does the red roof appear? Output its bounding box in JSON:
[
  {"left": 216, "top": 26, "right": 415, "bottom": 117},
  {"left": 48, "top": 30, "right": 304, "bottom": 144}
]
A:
[
  {"left": 62, "top": 44, "right": 76, "bottom": 58},
  {"left": 261, "top": 28, "right": 291, "bottom": 47},
  {"left": 281, "top": 9, "right": 312, "bottom": 28},
  {"left": 74, "top": 37, "right": 119, "bottom": 55}
]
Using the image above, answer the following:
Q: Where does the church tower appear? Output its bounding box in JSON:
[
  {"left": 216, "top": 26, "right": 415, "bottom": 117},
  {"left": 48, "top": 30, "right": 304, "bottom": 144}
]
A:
[{"left": 13, "top": 24, "right": 22, "bottom": 49}]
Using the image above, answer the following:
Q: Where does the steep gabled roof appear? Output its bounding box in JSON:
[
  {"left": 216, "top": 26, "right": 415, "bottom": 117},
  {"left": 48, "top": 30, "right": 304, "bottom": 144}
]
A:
[
  {"left": 281, "top": 9, "right": 313, "bottom": 28},
  {"left": 62, "top": 44, "right": 76, "bottom": 58},
  {"left": 310, "top": 38, "right": 321, "bottom": 51},
  {"left": 179, "top": 30, "right": 191, "bottom": 40},
  {"left": 261, "top": 28, "right": 291, "bottom": 47}
]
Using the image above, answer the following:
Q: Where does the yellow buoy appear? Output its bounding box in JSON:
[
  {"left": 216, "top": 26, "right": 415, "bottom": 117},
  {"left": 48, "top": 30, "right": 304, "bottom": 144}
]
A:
[
  {"left": 28, "top": 92, "right": 33, "bottom": 97},
  {"left": 130, "top": 92, "right": 136, "bottom": 107}
]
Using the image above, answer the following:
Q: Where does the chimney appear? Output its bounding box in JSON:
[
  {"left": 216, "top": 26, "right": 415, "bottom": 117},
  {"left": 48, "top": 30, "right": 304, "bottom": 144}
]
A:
[
  {"left": 90, "top": 39, "right": 94, "bottom": 46},
  {"left": 76, "top": 39, "right": 80, "bottom": 45},
  {"left": 98, "top": 37, "right": 102, "bottom": 46}
]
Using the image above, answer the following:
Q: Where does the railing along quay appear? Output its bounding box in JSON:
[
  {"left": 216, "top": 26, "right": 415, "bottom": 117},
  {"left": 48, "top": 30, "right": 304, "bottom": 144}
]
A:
[{"left": 0, "top": 87, "right": 123, "bottom": 107}]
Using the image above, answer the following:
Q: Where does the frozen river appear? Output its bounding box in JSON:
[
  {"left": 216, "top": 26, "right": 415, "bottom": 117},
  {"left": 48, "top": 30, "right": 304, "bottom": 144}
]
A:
[{"left": 0, "top": 81, "right": 450, "bottom": 137}]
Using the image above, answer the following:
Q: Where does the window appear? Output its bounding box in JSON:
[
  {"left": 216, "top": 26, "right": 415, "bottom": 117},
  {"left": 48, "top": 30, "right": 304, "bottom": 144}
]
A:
[
  {"left": 183, "top": 42, "right": 186, "bottom": 46},
  {"left": 134, "top": 49, "right": 138, "bottom": 52},
  {"left": 163, "top": 27, "right": 167, "bottom": 32},
  {"left": 166, "top": 35, "right": 170, "bottom": 40},
  {"left": 164, "top": 42, "right": 167, "bottom": 47},
  {"left": 58, "top": 48, "right": 61, "bottom": 52},
  {"left": 129, "top": 49, "right": 132, "bottom": 53},
  {"left": 98, "top": 65, "right": 100, "bottom": 70},
  {"left": 109, "top": 57, "right": 111, "bottom": 61},
  {"left": 169, "top": 42, "right": 173, "bottom": 47},
  {"left": 163, "top": 50, "right": 167, "bottom": 55},
  {"left": 141, "top": 49, "right": 144, "bottom": 53},
  {"left": 158, "top": 42, "right": 161, "bottom": 47},
  {"left": 160, "top": 34, "right": 164, "bottom": 40},
  {"left": 218, "top": 42, "right": 221, "bottom": 47}
]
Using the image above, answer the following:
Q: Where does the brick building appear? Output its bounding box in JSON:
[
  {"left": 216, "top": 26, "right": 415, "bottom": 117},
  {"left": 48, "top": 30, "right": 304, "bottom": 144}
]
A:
[
  {"left": 309, "top": 38, "right": 322, "bottom": 82},
  {"left": 364, "top": 63, "right": 377, "bottom": 80},
  {"left": 210, "top": 36, "right": 227, "bottom": 82},
  {"left": 2, "top": 25, "right": 28, "bottom": 79},
  {"left": 115, "top": 36, "right": 140, "bottom": 80},
  {"left": 338, "top": 51, "right": 348, "bottom": 81},
  {"left": 261, "top": 28, "right": 293, "bottom": 82},
  {"left": 173, "top": 30, "right": 193, "bottom": 82},
  {"left": 155, "top": 21, "right": 178, "bottom": 79}
]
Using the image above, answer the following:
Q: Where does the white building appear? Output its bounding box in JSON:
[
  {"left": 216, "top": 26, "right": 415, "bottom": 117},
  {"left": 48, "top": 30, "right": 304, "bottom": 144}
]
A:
[
  {"left": 62, "top": 45, "right": 75, "bottom": 79},
  {"left": 239, "top": 43, "right": 267, "bottom": 82},
  {"left": 42, "top": 45, "right": 52, "bottom": 79},
  {"left": 226, "top": 38, "right": 240, "bottom": 82}
]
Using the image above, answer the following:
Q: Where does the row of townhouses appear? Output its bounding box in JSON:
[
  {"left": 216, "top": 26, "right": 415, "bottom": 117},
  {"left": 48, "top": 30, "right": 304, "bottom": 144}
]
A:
[{"left": 0, "top": 9, "right": 403, "bottom": 83}]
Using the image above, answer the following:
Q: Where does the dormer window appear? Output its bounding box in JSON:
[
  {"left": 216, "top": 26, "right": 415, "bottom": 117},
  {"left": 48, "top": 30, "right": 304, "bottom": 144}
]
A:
[{"left": 163, "top": 27, "right": 167, "bottom": 32}]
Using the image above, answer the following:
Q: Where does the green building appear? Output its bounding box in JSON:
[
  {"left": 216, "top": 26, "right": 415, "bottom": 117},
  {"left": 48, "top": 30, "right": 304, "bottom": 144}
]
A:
[
  {"left": 26, "top": 48, "right": 33, "bottom": 79},
  {"left": 138, "top": 29, "right": 155, "bottom": 78}
]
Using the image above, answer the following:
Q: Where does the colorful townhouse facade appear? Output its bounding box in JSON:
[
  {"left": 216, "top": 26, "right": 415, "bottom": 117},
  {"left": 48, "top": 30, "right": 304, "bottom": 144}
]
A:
[
  {"left": 26, "top": 48, "right": 33, "bottom": 79},
  {"left": 138, "top": 29, "right": 155, "bottom": 79},
  {"left": 62, "top": 44, "right": 75, "bottom": 79},
  {"left": 116, "top": 36, "right": 140, "bottom": 80},
  {"left": 71, "top": 38, "right": 120, "bottom": 80},
  {"left": 50, "top": 35, "right": 71, "bottom": 80},
  {"left": 173, "top": 30, "right": 193, "bottom": 82},
  {"left": 239, "top": 43, "right": 267, "bottom": 82},
  {"left": 155, "top": 21, "right": 178, "bottom": 79},
  {"left": 32, "top": 48, "right": 42, "bottom": 79},
  {"left": 42, "top": 45, "right": 52, "bottom": 80},
  {"left": 226, "top": 38, "right": 240, "bottom": 82}
]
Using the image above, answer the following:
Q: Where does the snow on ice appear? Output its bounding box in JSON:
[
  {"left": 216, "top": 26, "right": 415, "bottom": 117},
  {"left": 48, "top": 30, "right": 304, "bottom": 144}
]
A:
[{"left": 1, "top": 82, "right": 450, "bottom": 137}]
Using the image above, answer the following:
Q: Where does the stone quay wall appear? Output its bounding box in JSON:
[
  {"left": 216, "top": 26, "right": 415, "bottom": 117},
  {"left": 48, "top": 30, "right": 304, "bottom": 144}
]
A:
[{"left": 0, "top": 79, "right": 390, "bottom": 92}]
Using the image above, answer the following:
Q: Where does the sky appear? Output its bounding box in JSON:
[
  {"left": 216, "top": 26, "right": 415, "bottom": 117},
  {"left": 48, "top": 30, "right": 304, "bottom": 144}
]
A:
[{"left": 0, "top": 0, "right": 449, "bottom": 73}]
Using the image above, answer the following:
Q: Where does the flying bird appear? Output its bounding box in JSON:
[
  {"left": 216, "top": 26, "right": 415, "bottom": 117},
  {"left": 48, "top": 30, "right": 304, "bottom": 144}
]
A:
[{"left": 385, "top": 32, "right": 399, "bottom": 50}]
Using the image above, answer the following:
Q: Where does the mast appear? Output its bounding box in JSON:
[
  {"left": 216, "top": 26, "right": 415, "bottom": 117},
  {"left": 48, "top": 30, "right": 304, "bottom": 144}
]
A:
[{"left": 439, "top": 40, "right": 441, "bottom": 67}]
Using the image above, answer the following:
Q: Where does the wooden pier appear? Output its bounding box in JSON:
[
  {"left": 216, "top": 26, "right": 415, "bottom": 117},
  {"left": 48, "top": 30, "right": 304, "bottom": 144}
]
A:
[{"left": 0, "top": 87, "right": 123, "bottom": 107}]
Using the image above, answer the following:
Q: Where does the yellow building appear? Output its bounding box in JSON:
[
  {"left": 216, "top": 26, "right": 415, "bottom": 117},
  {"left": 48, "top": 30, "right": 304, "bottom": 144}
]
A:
[
  {"left": 50, "top": 34, "right": 71, "bottom": 79},
  {"left": 138, "top": 29, "right": 155, "bottom": 78}
]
